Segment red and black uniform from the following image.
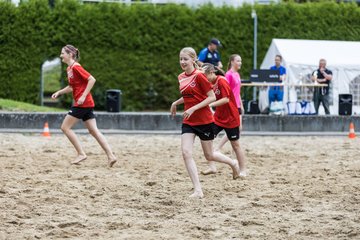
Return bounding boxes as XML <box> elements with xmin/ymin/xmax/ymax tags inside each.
<box><xmin>67</xmin><ymin>63</ymin><xmax>95</xmax><ymax>121</ymax></box>
<box><xmin>212</xmin><ymin>76</ymin><xmax>241</xmax><ymax>140</ymax></box>
<box><xmin>178</xmin><ymin>69</ymin><xmax>214</xmax><ymax>140</ymax></box>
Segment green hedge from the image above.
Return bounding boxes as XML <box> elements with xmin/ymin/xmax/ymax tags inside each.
<box><xmin>0</xmin><ymin>0</ymin><xmax>359</xmax><ymax>110</ymax></box>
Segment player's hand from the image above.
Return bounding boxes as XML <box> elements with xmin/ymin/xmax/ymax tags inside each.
<box><xmin>77</xmin><ymin>95</ymin><xmax>86</xmax><ymax>105</ymax></box>
<box><xmin>183</xmin><ymin>107</ymin><xmax>195</xmax><ymax>120</ymax></box>
<box><xmin>170</xmin><ymin>103</ymin><xmax>177</xmax><ymax>118</ymax></box>
<box><xmin>51</xmin><ymin>92</ymin><xmax>59</xmax><ymax>99</ymax></box>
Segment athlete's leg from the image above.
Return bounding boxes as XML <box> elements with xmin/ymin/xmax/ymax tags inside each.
<box><xmin>181</xmin><ymin>133</ymin><xmax>203</xmax><ymax>198</ymax></box>
<box><xmin>84</xmin><ymin>119</ymin><xmax>117</xmax><ymax>167</ymax></box>
<box><xmin>230</xmin><ymin>140</ymin><xmax>246</xmax><ymax>177</ymax></box>
<box><xmin>61</xmin><ymin>115</ymin><xmax>87</xmax><ymax>164</ymax></box>
<box><xmin>201</xmin><ymin>140</ymin><xmax>240</xmax><ymax>179</ymax></box>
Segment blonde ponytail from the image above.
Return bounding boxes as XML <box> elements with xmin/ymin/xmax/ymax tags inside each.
<box><xmin>180</xmin><ymin>47</ymin><xmax>200</xmax><ymax>69</ymax></box>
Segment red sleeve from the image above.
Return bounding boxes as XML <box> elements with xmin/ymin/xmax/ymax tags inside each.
<box><xmin>73</xmin><ymin>65</ymin><xmax>91</xmax><ymax>81</ymax></box>
<box><xmin>218</xmin><ymin>79</ymin><xmax>231</xmax><ymax>98</ymax></box>
<box><xmin>196</xmin><ymin>73</ymin><xmax>212</xmax><ymax>94</ymax></box>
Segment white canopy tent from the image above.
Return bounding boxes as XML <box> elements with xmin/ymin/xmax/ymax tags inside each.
<box><xmin>260</xmin><ymin>39</ymin><xmax>360</xmax><ymax>115</ymax></box>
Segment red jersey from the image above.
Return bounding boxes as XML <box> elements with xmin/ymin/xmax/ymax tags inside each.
<box><xmin>213</xmin><ymin>76</ymin><xmax>240</xmax><ymax>128</ymax></box>
<box><xmin>178</xmin><ymin>69</ymin><xmax>214</xmax><ymax>126</ymax></box>
<box><xmin>67</xmin><ymin>63</ymin><xmax>95</xmax><ymax>108</ymax></box>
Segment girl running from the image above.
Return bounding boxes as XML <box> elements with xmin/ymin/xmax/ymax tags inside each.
<box><xmin>52</xmin><ymin>44</ymin><xmax>117</xmax><ymax>167</ymax></box>
<box><xmin>170</xmin><ymin>47</ymin><xmax>240</xmax><ymax>198</ymax></box>
<box><xmin>202</xmin><ymin>54</ymin><xmax>246</xmax><ymax>175</ymax></box>
<box><xmin>201</xmin><ymin>63</ymin><xmax>246</xmax><ymax>177</ymax></box>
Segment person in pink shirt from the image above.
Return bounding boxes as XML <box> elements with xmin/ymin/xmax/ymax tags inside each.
<box><xmin>225</xmin><ymin>54</ymin><xmax>244</xmax><ymax>116</ymax></box>
<box><xmin>202</xmin><ymin>54</ymin><xmax>246</xmax><ymax>176</ymax></box>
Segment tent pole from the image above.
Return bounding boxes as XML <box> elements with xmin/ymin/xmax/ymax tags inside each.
<box><xmin>252</xmin><ymin>9</ymin><xmax>257</xmax><ymax>101</ymax></box>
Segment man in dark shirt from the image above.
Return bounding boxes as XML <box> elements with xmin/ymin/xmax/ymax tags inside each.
<box><xmin>311</xmin><ymin>58</ymin><xmax>333</xmax><ymax>115</ymax></box>
<box><xmin>198</xmin><ymin>38</ymin><xmax>223</xmax><ymax>69</ymax></box>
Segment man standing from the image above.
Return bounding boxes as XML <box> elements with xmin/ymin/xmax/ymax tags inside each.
<box><xmin>311</xmin><ymin>59</ymin><xmax>333</xmax><ymax>115</ymax></box>
<box><xmin>198</xmin><ymin>38</ymin><xmax>223</xmax><ymax>69</ymax></box>
<box><xmin>269</xmin><ymin>55</ymin><xmax>286</xmax><ymax>105</ymax></box>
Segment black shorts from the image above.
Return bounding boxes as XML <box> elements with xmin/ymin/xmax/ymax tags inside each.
<box><xmin>181</xmin><ymin>123</ymin><xmax>215</xmax><ymax>141</ymax></box>
<box><xmin>213</xmin><ymin>124</ymin><xmax>240</xmax><ymax>141</ymax></box>
<box><xmin>68</xmin><ymin>107</ymin><xmax>95</xmax><ymax>121</ymax></box>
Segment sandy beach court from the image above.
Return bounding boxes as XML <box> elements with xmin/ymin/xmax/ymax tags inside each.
<box><xmin>0</xmin><ymin>133</ymin><xmax>359</xmax><ymax>239</ymax></box>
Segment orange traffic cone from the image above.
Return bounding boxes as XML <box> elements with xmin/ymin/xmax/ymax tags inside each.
<box><xmin>348</xmin><ymin>122</ymin><xmax>356</xmax><ymax>139</ymax></box>
<box><xmin>42</xmin><ymin>122</ymin><xmax>51</xmax><ymax>137</ymax></box>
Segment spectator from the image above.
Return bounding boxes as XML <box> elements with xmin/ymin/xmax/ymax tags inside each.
<box><xmin>198</xmin><ymin>38</ymin><xmax>223</xmax><ymax>69</ymax></box>
<box><xmin>269</xmin><ymin>55</ymin><xmax>286</xmax><ymax>105</ymax></box>
<box><xmin>311</xmin><ymin>58</ymin><xmax>333</xmax><ymax>115</ymax></box>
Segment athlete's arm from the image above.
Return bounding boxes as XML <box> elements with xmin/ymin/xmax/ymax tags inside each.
<box><xmin>77</xmin><ymin>76</ymin><xmax>96</xmax><ymax>105</ymax></box>
<box><xmin>51</xmin><ymin>85</ymin><xmax>73</xmax><ymax>99</ymax></box>
<box><xmin>183</xmin><ymin>90</ymin><xmax>216</xmax><ymax>120</ymax></box>
<box><xmin>170</xmin><ymin>97</ymin><xmax>184</xmax><ymax>117</ymax></box>
<box><xmin>209</xmin><ymin>97</ymin><xmax>229</xmax><ymax>108</ymax></box>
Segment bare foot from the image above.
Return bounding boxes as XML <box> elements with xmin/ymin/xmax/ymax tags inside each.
<box><xmin>238</xmin><ymin>171</ymin><xmax>247</xmax><ymax>179</ymax></box>
<box><xmin>108</xmin><ymin>156</ymin><xmax>117</xmax><ymax>168</ymax></box>
<box><xmin>71</xmin><ymin>155</ymin><xmax>87</xmax><ymax>165</ymax></box>
<box><xmin>201</xmin><ymin>162</ymin><xmax>217</xmax><ymax>175</ymax></box>
<box><xmin>201</xmin><ymin>168</ymin><xmax>217</xmax><ymax>175</ymax></box>
<box><xmin>232</xmin><ymin>159</ymin><xmax>241</xmax><ymax>180</ymax></box>
<box><xmin>189</xmin><ymin>191</ymin><xmax>204</xmax><ymax>199</ymax></box>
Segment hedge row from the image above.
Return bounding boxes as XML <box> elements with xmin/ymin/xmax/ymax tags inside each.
<box><xmin>0</xmin><ymin>0</ymin><xmax>359</xmax><ymax>110</ymax></box>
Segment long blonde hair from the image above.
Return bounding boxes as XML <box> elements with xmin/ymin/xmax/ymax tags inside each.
<box><xmin>227</xmin><ymin>54</ymin><xmax>240</xmax><ymax>71</ymax></box>
<box><xmin>180</xmin><ymin>47</ymin><xmax>200</xmax><ymax>69</ymax></box>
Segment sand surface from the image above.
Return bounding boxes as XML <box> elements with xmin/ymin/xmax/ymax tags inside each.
<box><xmin>0</xmin><ymin>133</ymin><xmax>359</xmax><ymax>239</ymax></box>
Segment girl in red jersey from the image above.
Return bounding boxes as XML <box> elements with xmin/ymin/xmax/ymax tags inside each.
<box><xmin>202</xmin><ymin>55</ymin><xmax>247</xmax><ymax>175</ymax></box>
<box><xmin>201</xmin><ymin>63</ymin><xmax>246</xmax><ymax>177</ymax></box>
<box><xmin>170</xmin><ymin>47</ymin><xmax>240</xmax><ymax>198</ymax></box>
<box><xmin>52</xmin><ymin>45</ymin><xmax>117</xmax><ymax>167</ymax></box>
